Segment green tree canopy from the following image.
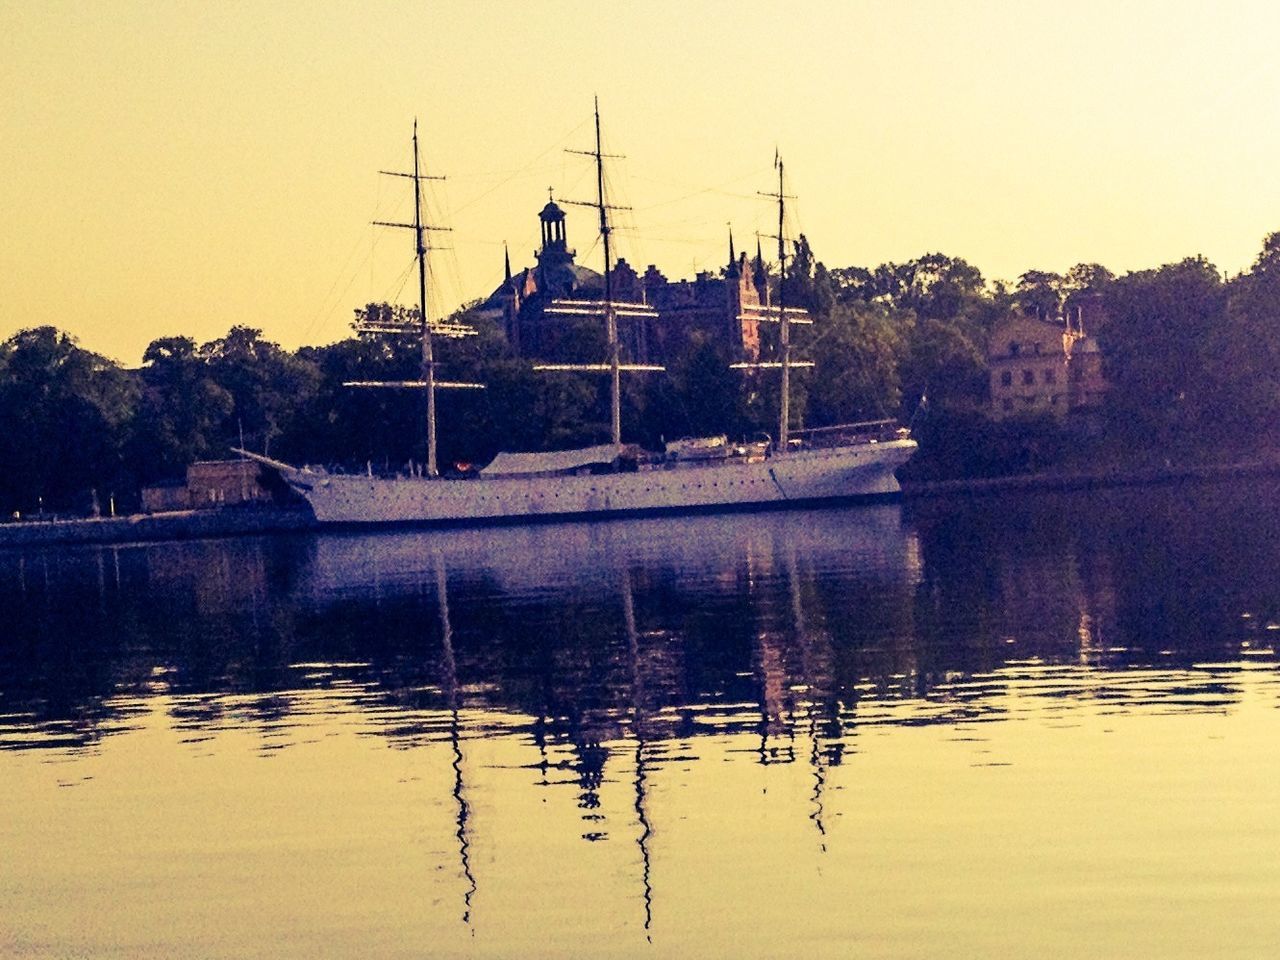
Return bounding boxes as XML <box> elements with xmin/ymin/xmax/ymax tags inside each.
<box><xmin>1100</xmin><ymin>256</ymin><xmax>1226</xmax><ymax>442</ymax></box>
<box><xmin>1014</xmin><ymin>270</ymin><xmax>1064</xmax><ymax>320</ymax></box>
<box><xmin>129</xmin><ymin>336</ymin><xmax>234</xmax><ymax>481</ymax></box>
<box><xmin>198</xmin><ymin>326</ymin><xmax>320</xmax><ymax>457</ymax></box>
<box><xmin>0</xmin><ymin>327</ymin><xmax>138</xmax><ymax>512</ymax></box>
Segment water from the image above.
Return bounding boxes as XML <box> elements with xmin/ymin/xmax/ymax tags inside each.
<box><xmin>4</xmin><ymin>479</ymin><xmax>1280</xmax><ymax>958</ymax></box>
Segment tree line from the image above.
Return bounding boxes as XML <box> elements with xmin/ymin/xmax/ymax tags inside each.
<box><xmin>3</xmin><ymin>232</ymin><xmax>1280</xmax><ymax>514</ymax></box>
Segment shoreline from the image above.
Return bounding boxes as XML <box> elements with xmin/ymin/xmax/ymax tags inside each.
<box><xmin>900</xmin><ymin>453</ymin><xmax>1280</xmax><ymax>498</ymax></box>
<box><xmin>3</xmin><ymin>454</ymin><xmax>1277</xmax><ymax>549</ymax></box>
<box><xmin>0</xmin><ymin>507</ymin><xmax>315</xmax><ymax>549</ymax></box>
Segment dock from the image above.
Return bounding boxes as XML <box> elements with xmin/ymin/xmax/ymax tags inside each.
<box><xmin>0</xmin><ymin>507</ymin><xmax>315</xmax><ymax>549</ymax></box>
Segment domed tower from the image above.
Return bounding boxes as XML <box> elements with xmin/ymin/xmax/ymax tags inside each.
<box><xmin>535</xmin><ymin>196</ymin><xmax>578</xmax><ymax>297</ymax></box>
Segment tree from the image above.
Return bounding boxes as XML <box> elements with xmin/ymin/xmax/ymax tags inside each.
<box><xmin>658</xmin><ymin>338</ymin><xmax>749</xmax><ymax>440</ymax></box>
<box><xmin>827</xmin><ymin>265</ymin><xmax>876</xmax><ymax>304</ymax></box>
<box><xmin>290</xmin><ymin>334</ymin><xmax>422</xmax><ymax>466</ymax></box>
<box><xmin>905</xmin><ymin>253</ymin><xmax>986</xmax><ymax>323</ymax></box>
<box><xmin>198</xmin><ymin>326</ymin><xmax>319</xmax><ymax>457</ymax></box>
<box><xmin>804</xmin><ymin>302</ymin><xmax>902</xmax><ymax>426</ymax></box>
<box><xmin>129</xmin><ymin>336</ymin><xmax>234</xmax><ymax>481</ymax></box>
<box><xmin>1062</xmin><ymin>263</ymin><xmax>1114</xmax><ymax>298</ymax></box>
<box><xmin>1014</xmin><ymin>270</ymin><xmax>1064</xmax><ymax>320</ymax></box>
<box><xmin>781</xmin><ymin>234</ymin><xmax>835</xmax><ymax>318</ymax></box>
<box><xmin>1100</xmin><ymin>256</ymin><xmax>1226</xmax><ymax>442</ymax></box>
<box><xmin>0</xmin><ymin>327</ymin><xmax>138</xmax><ymax>512</ymax></box>
<box><xmin>899</xmin><ymin>317</ymin><xmax>988</xmax><ymax>414</ymax></box>
<box><xmin>1205</xmin><ymin>234</ymin><xmax>1280</xmax><ymax>440</ymax></box>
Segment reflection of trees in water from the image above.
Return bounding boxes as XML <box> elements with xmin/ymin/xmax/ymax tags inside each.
<box><xmin>908</xmin><ymin>479</ymin><xmax>1280</xmax><ymax>670</ymax></box>
<box><xmin>6</xmin><ymin>493</ymin><xmax>1280</xmax><ymax>938</ymax></box>
<box><xmin>6</xmin><ymin>482</ymin><xmax>1280</xmax><ymax>751</ymax></box>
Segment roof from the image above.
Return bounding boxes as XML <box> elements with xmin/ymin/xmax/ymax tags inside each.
<box><xmin>480</xmin><ymin>443</ymin><xmax>625</xmax><ymax>477</ymax></box>
<box><xmin>540</xmin><ymin>200</ymin><xmax>565</xmax><ymax>220</ymax></box>
<box><xmin>480</xmin><ymin>263</ymin><xmax>604</xmax><ymax>308</ymax></box>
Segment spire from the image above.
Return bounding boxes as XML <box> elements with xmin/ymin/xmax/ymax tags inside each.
<box><xmin>503</xmin><ymin>242</ymin><xmax>512</xmax><ymax>284</ymax></box>
<box><xmin>752</xmin><ymin>234</ymin><xmax>769</xmax><ymax>301</ymax></box>
<box><xmin>727</xmin><ymin>226</ymin><xmax>739</xmax><ymax>278</ymax></box>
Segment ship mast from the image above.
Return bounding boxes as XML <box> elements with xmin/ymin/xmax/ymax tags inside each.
<box><xmin>730</xmin><ymin>153</ymin><xmax>814</xmax><ymax>451</ymax></box>
<box><xmin>592</xmin><ymin>102</ymin><xmax>623</xmax><ymax>444</ymax></box>
<box><xmin>775</xmin><ymin>159</ymin><xmax>791</xmax><ymax>449</ymax></box>
<box><xmin>534</xmin><ymin>98</ymin><xmax>663</xmax><ymax>446</ymax></box>
<box><xmin>346</xmin><ymin>120</ymin><xmax>482</xmax><ymax>476</ymax></box>
<box><xmin>412</xmin><ymin>122</ymin><xmax>439</xmax><ymax>475</ymax></box>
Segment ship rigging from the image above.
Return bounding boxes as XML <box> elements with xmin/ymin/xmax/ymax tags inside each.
<box><xmin>342</xmin><ymin>119</ymin><xmax>483</xmax><ymax>477</ymax></box>
<box><xmin>232</xmin><ymin>107</ymin><xmax>917</xmax><ymax>526</ymax></box>
<box><xmin>730</xmin><ymin>153</ymin><xmax>816</xmax><ymax>448</ymax></box>
<box><xmin>532</xmin><ymin>97</ymin><xmax>664</xmax><ymax>446</ymax></box>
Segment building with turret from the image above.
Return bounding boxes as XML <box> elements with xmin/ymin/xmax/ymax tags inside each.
<box><xmin>484</xmin><ymin>196</ymin><xmax>773</xmax><ymax>364</ymax></box>
<box><xmin>987</xmin><ymin>300</ymin><xmax>1108</xmax><ymax>421</ymax></box>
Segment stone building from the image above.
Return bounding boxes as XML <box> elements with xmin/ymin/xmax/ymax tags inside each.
<box><xmin>988</xmin><ymin>307</ymin><xmax>1107</xmax><ymax>420</ymax></box>
<box><xmin>484</xmin><ymin>197</ymin><xmax>772</xmax><ymax>364</ymax></box>
<box><xmin>141</xmin><ymin>459</ymin><xmax>274</xmax><ymax>513</ymax></box>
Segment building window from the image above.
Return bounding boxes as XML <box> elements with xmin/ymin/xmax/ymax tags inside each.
<box><xmin>1033</xmin><ymin>342</ymin><xmax>1042</xmax><ymax>355</ymax></box>
<box><xmin>1002</xmin><ymin>399</ymin><xmax>1014</xmax><ymax>411</ymax></box>
<box><xmin>1044</xmin><ymin>369</ymin><xmax>1056</xmax><ymax>384</ymax></box>
<box><xmin>1000</xmin><ymin>371</ymin><xmax>1012</xmax><ymax>387</ymax></box>
<box><xmin>1009</xmin><ymin>341</ymin><xmax>1020</xmax><ymax>356</ymax></box>
<box><xmin>1022</xmin><ymin>370</ymin><xmax>1035</xmax><ymax>385</ymax></box>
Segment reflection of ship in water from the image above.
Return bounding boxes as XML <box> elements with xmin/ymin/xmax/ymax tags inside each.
<box><xmin>11</xmin><ymin>484</ymin><xmax>1280</xmax><ymax>756</ymax></box>
<box><xmin>8</xmin><ymin>484</ymin><xmax>1280</xmax><ymax>889</ymax></box>
<box><xmin>411</xmin><ymin>545</ymin><xmax>678</xmax><ymax>933</ymax></box>
<box><xmin>622</xmin><ymin>568</ymin><xmax>655</xmax><ymax>940</ymax></box>
<box><xmin>9</xmin><ymin>487</ymin><xmax>1280</xmax><ymax>942</ymax></box>
<box><xmin>357</xmin><ymin>510</ymin><xmax>883</xmax><ymax>933</ymax></box>
<box><xmin>746</xmin><ymin>540</ymin><xmax>840</xmax><ymax>849</ymax></box>
<box><xmin>302</xmin><ymin>505</ymin><xmax>916</xmax><ymax>599</ymax></box>
<box><xmin>409</xmin><ymin>519</ymin><xmax>849</xmax><ymax>931</ymax></box>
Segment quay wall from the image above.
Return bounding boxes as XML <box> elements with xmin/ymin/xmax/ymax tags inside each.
<box><xmin>0</xmin><ymin>508</ymin><xmax>315</xmax><ymax>549</ymax></box>
<box><xmin>900</xmin><ymin>454</ymin><xmax>1280</xmax><ymax>499</ymax></box>
<box><xmin>3</xmin><ymin>455</ymin><xmax>1278</xmax><ymax>549</ymax></box>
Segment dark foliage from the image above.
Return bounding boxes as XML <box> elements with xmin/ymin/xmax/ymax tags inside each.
<box><xmin>5</xmin><ymin>231</ymin><xmax>1280</xmax><ymax>513</ymax></box>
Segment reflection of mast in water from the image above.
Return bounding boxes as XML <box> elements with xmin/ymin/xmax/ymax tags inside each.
<box><xmin>786</xmin><ymin>546</ymin><xmax>827</xmax><ymax>853</ymax></box>
<box><xmin>622</xmin><ymin>568</ymin><xmax>654</xmax><ymax>942</ymax></box>
<box><xmin>434</xmin><ymin>555</ymin><xmax>476</xmax><ymax>929</ymax></box>
<box><xmin>533</xmin><ymin>710</ymin><xmax>550</xmax><ymax>787</ymax></box>
<box><xmin>751</xmin><ymin>540</ymin><xmax>794</xmax><ymax>766</ymax></box>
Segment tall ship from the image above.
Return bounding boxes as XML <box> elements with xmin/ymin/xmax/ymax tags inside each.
<box><xmin>239</xmin><ymin>105</ymin><xmax>916</xmax><ymax>526</ymax></box>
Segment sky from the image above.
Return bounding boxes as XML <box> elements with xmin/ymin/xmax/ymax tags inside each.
<box><xmin>3</xmin><ymin>0</ymin><xmax>1279</xmax><ymax>364</ymax></box>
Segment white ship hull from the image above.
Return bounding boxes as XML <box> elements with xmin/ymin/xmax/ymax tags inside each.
<box><xmin>247</xmin><ymin>439</ymin><xmax>917</xmax><ymax>526</ymax></box>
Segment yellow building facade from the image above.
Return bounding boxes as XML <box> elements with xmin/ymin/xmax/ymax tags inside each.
<box><xmin>988</xmin><ymin>312</ymin><xmax>1106</xmax><ymax>420</ymax></box>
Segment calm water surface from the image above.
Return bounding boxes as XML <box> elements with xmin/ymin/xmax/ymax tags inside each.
<box><xmin>4</xmin><ymin>479</ymin><xmax>1280</xmax><ymax>958</ymax></box>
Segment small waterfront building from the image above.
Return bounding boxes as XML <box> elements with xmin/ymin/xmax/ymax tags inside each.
<box><xmin>186</xmin><ymin>460</ymin><xmax>273</xmax><ymax>507</ymax></box>
<box><xmin>988</xmin><ymin>309</ymin><xmax>1107</xmax><ymax>421</ymax></box>
<box><xmin>141</xmin><ymin>459</ymin><xmax>273</xmax><ymax>512</ymax></box>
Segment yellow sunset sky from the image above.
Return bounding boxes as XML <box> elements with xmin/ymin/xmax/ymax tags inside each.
<box><xmin>3</xmin><ymin>0</ymin><xmax>1279</xmax><ymax>364</ymax></box>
